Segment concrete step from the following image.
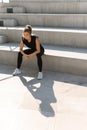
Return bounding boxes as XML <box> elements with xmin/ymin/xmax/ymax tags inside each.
<box><xmin>0</xmin><ymin>18</ymin><xmax>18</xmax><ymax>27</ymax></box>
<box><xmin>3</xmin><ymin>1</ymin><xmax>87</xmax><ymax>14</ymax></box>
<box><xmin>0</xmin><ymin>27</ymin><xmax>87</xmax><ymax>48</ymax></box>
<box><xmin>0</xmin><ymin>6</ymin><xmax>26</xmax><ymax>13</ymax></box>
<box><xmin>0</xmin><ymin>13</ymin><xmax>87</xmax><ymax>28</ymax></box>
<box><xmin>0</xmin><ymin>35</ymin><xmax>8</xmax><ymax>43</ymax></box>
<box><xmin>0</xmin><ymin>42</ymin><xmax>87</xmax><ymax>76</ymax></box>
<box><xmin>9</xmin><ymin>0</ymin><xmax>87</xmax><ymax>2</ymax></box>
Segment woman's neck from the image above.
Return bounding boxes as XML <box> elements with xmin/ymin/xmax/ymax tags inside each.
<box><xmin>27</xmin><ymin>35</ymin><xmax>31</xmax><ymax>42</ymax></box>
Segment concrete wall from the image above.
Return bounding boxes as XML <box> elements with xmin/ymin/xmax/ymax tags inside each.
<box><xmin>9</xmin><ymin>0</ymin><xmax>87</xmax><ymax>1</ymax></box>
<box><xmin>1</xmin><ymin>0</ymin><xmax>87</xmax><ymax>75</ymax></box>
<box><xmin>3</xmin><ymin>1</ymin><xmax>87</xmax><ymax>14</ymax></box>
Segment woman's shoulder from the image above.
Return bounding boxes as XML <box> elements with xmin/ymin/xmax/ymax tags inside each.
<box><xmin>21</xmin><ymin>37</ymin><xmax>27</xmax><ymax>42</ymax></box>
<box><xmin>31</xmin><ymin>34</ymin><xmax>39</xmax><ymax>39</ymax></box>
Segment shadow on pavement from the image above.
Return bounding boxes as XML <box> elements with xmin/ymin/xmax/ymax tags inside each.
<box><xmin>0</xmin><ymin>75</ymin><xmax>13</xmax><ymax>81</ymax></box>
<box><xmin>19</xmin><ymin>75</ymin><xmax>57</xmax><ymax>117</ymax></box>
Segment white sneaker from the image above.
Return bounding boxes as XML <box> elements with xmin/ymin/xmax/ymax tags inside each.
<box><xmin>37</xmin><ymin>72</ymin><xmax>43</xmax><ymax>80</ymax></box>
<box><xmin>12</xmin><ymin>68</ymin><xmax>21</xmax><ymax>76</ymax></box>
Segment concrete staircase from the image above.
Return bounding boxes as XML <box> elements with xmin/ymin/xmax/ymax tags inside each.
<box><xmin>0</xmin><ymin>18</ymin><xmax>17</xmax><ymax>26</ymax></box>
<box><xmin>0</xmin><ymin>0</ymin><xmax>87</xmax><ymax>76</ymax></box>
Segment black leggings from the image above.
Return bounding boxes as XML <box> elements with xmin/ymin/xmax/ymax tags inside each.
<box><xmin>17</xmin><ymin>48</ymin><xmax>44</xmax><ymax>72</ymax></box>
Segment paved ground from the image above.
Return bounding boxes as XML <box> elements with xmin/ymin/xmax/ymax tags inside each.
<box><xmin>0</xmin><ymin>64</ymin><xmax>87</xmax><ymax>130</ymax></box>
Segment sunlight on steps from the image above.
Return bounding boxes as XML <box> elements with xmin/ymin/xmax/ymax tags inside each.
<box><xmin>0</xmin><ymin>0</ymin><xmax>9</xmax><ymax>3</ymax></box>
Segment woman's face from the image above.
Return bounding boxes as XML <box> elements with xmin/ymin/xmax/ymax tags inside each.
<box><xmin>23</xmin><ymin>32</ymin><xmax>30</xmax><ymax>40</ymax></box>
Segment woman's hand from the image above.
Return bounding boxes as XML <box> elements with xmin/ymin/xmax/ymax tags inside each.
<box><xmin>23</xmin><ymin>54</ymin><xmax>31</xmax><ymax>60</ymax></box>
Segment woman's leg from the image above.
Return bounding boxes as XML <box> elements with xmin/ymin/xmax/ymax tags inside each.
<box><xmin>36</xmin><ymin>48</ymin><xmax>44</xmax><ymax>72</ymax></box>
<box><xmin>36</xmin><ymin>55</ymin><xmax>42</xmax><ymax>72</ymax></box>
<box><xmin>12</xmin><ymin>51</ymin><xmax>23</xmax><ymax>75</ymax></box>
<box><xmin>13</xmin><ymin>49</ymin><xmax>34</xmax><ymax>76</ymax></box>
<box><xmin>17</xmin><ymin>52</ymin><xmax>23</xmax><ymax>69</ymax></box>
<box><xmin>17</xmin><ymin>49</ymin><xmax>33</xmax><ymax>69</ymax></box>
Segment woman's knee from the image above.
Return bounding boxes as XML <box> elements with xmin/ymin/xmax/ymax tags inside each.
<box><xmin>18</xmin><ymin>51</ymin><xmax>23</xmax><ymax>57</ymax></box>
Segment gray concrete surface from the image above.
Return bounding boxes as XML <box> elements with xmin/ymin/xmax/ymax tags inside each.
<box><xmin>3</xmin><ymin>1</ymin><xmax>87</xmax><ymax>14</ymax></box>
<box><xmin>1</xmin><ymin>43</ymin><xmax>87</xmax><ymax>76</ymax></box>
<box><xmin>0</xmin><ymin>6</ymin><xmax>25</xmax><ymax>13</ymax></box>
<box><xmin>0</xmin><ymin>64</ymin><xmax>87</xmax><ymax>130</ymax></box>
<box><xmin>0</xmin><ymin>35</ymin><xmax>8</xmax><ymax>43</ymax></box>
<box><xmin>0</xmin><ymin>18</ymin><xmax>18</xmax><ymax>27</ymax></box>
<box><xmin>1</xmin><ymin>27</ymin><xmax>87</xmax><ymax>48</ymax></box>
<box><xmin>1</xmin><ymin>14</ymin><xmax>87</xmax><ymax>29</ymax></box>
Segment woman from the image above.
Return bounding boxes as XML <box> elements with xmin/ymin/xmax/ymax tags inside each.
<box><xmin>12</xmin><ymin>25</ymin><xmax>44</xmax><ymax>79</ymax></box>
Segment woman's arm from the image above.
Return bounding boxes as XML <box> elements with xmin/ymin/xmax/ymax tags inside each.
<box><xmin>31</xmin><ymin>37</ymin><xmax>40</xmax><ymax>55</ymax></box>
<box><xmin>20</xmin><ymin>40</ymin><xmax>29</xmax><ymax>60</ymax></box>
<box><xmin>19</xmin><ymin>40</ymin><xmax>25</xmax><ymax>55</ymax></box>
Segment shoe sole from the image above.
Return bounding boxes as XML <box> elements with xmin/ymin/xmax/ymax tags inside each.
<box><xmin>13</xmin><ymin>72</ymin><xmax>21</xmax><ymax>76</ymax></box>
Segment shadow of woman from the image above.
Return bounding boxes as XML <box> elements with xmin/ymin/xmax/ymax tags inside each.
<box><xmin>19</xmin><ymin>75</ymin><xmax>57</xmax><ymax>117</ymax></box>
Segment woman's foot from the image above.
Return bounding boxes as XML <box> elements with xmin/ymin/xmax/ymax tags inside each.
<box><xmin>37</xmin><ymin>72</ymin><xmax>43</xmax><ymax>80</ymax></box>
<box><xmin>12</xmin><ymin>68</ymin><xmax>21</xmax><ymax>76</ymax></box>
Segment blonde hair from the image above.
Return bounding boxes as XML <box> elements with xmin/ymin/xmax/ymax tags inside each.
<box><xmin>23</xmin><ymin>25</ymin><xmax>32</xmax><ymax>34</ymax></box>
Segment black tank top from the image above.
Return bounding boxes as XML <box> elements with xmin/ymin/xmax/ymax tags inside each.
<box><xmin>22</xmin><ymin>35</ymin><xmax>44</xmax><ymax>52</ymax></box>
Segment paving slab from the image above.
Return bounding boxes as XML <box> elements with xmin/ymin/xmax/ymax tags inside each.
<box><xmin>0</xmin><ymin>64</ymin><xmax>87</xmax><ymax>130</ymax></box>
